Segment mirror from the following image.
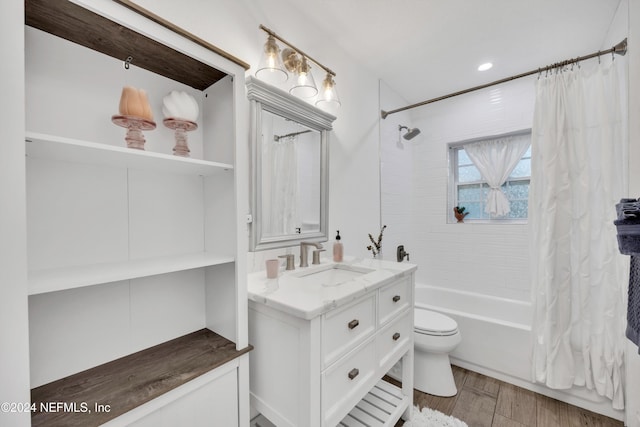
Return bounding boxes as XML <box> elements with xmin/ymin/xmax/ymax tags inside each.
<box><xmin>247</xmin><ymin>76</ymin><xmax>336</xmax><ymax>251</ymax></box>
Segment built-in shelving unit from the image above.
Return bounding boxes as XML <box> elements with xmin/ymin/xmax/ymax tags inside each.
<box><xmin>24</xmin><ymin>0</ymin><xmax>249</xmax><ymax>425</ymax></box>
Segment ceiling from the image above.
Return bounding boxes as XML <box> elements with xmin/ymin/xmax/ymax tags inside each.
<box><xmin>282</xmin><ymin>0</ymin><xmax>623</xmax><ymax>106</ymax></box>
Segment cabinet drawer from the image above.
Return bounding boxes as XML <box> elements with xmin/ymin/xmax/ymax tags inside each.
<box><xmin>322</xmin><ymin>338</ymin><xmax>376</xmax><ymax>427</ymax></box>
<box><xmin>377</xmin><ymin>310</ymin><xmax>412</xmax><ymax>369</ymax></box>
<box><xmin>322</xmin><ymin>295</ymin><xmax>376</xmax><ymax>367</ymax></box>
<box><xmin>379</xmin><ymin>276</ymin><xmax>411</xmax><ymax>325</ymax></box>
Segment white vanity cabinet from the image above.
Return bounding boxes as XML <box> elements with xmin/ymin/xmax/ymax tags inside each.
<box><xmin>24</xmin><ymin>1</ymin><xmax>250</xmax><ymax>426</ymax></box>
<box><xmin>248</xmin><ymin>260</ymin><xmax>416</xmax><ymax>427</ymax></box>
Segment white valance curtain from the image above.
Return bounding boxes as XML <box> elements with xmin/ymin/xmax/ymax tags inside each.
<box><xmin>530</xmin><ymin>59</ymin><xmax>628</xmax><ymax>409</ymax></box>
<box><xmin>464</xmin><ymin>134</ymin><xmax>530</xmax><ymax>217</ymax></box>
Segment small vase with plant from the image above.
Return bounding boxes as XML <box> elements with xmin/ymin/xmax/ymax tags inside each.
<box><xmin>367</xmin><ymin>225</ymin><xmax>387</xmax><ymax>258</ymax></box>
<box><xmin>454</xmin><ymin>206</ymin><xmax>469</xmax><ymax>223</ymax></box>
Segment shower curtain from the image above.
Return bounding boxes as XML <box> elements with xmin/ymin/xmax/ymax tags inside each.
<box><xmin>530</xmin><ymin>60</ymin><xmax>628</xmax><ymax>409</ymax></box>
<box><xmin>268</xmin><ymin>135</ymin><xmax>299</xmax><ymax>236</ymax></box>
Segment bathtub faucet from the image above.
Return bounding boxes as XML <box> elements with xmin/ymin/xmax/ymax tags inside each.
<box><xmin>397</xmin><ymin>245</ymin><xmax>410</xmax><ymax>262</ymax></box>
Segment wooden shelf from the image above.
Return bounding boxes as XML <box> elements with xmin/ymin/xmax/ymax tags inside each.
<box><xmin>25</xmin><ymin>132</ymin><xmax>233</xmax><ymax>176</ymax></box>
<box><xmin>25</xmin><ymin>0</ymin><xmax>240</xmax><ymax>91</ymax></box>
<box><xmin>31</xmin><ymin>329</ymin><xmax>253</xmax><ymax>427</ymax></box>
<box><xmin>28</xmin><ymin>252</ymin><xmax>234</xmax><ymax>295</ymax></box>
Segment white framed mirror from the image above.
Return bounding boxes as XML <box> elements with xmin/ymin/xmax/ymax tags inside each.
<box><xmin>247</xmin><ymin>76</ymin><xmax>336</xmax><ymax>251</ymax></box>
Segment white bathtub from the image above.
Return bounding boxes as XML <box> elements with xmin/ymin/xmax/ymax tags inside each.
<box><xmin>414</xmin><ymin>284</ymin><xmax>532</xmax><ymax>383</ymax></box>
<box><xmin>414</xmin><ymin>284</ymin><xmax>624</xmax><ymax>421</ymax></box>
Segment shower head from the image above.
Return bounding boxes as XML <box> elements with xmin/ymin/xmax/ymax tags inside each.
<box><xmin>399</xmin><ymin>125</ymin><xmax>421</xmax><ymax>140</ymax></box>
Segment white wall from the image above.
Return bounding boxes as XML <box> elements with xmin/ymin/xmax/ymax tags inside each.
<box><xmin>0</xmin><ymin>0</ymin><xmax>31</xmax><ymax>426</ymax></box>
<box><xmin>128</xmin><ymin>0</ymin><xmax>382</xmax><ymax>271</ymax></box>
<box><xmin>381</xmin><ymin>77</ymin><xmax>535</xmax><ymax>301</ymax></box>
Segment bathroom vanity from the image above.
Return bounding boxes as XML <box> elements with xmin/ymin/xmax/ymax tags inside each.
<box><xmin>248</xmin><ymin>258</ymin><xmax>416</xmax><ymax>427</ymax></box>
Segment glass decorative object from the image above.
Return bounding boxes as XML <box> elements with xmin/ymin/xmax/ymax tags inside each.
<box><xmin>111</xmin><ymin>115</ymin><xmax>156</xmax><ymax>150</ymax></box>
<box><xmin>163</xmin><ymin>118</ymin><xmax>198</xmax><ymax>157</ymax></box>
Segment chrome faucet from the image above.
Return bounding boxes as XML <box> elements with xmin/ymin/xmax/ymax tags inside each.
<box><xmin>299</xmin><ymin>241</ymin><xmax>323</xmax><ymax>268</ymax></box>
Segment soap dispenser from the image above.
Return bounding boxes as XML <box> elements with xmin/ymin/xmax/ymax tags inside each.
<box><xmin>333</xmin><ymin>230</ymin><xmax>343</xmax><ymax>262</ymax></box>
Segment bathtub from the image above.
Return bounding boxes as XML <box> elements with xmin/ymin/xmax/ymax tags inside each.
<box><xmin>414</xmin><ymin>284</ymin><xmax>624</xmax><ymax>421</ymax></box>
<box><xmin>414</xmin><ymin>284</ymin><xmax>532</xmax><ymax>383</ymax></box>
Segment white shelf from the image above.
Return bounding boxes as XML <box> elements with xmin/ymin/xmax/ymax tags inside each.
<box><xmin>25</xmin><ymin>132</ymin><xmax>233</xmax><ymax>176</ymax></box>
<box><xmin>339</xmin><ymin>379</ymin><xmax>410</xmax><ymax>427</ymax></box>
<box><xmin>28</xmin><ymin>252</ymin><xmax>235</xmax><ymax>295</ymax></box>
<box><xmin>251</xmin><ymin>380</ymin><xmax>410</xmax><ymax>427</ymax></box>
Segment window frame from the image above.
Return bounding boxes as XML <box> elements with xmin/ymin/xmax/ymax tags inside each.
<box><xmin>448</xmin><ymin>130</ymin><xmax>532</xmax><ymax>224</ymax></box>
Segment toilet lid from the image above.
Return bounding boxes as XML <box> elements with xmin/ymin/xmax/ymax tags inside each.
<box><xmin>415</xmin><ymin>309</ymin><xmax>458</xmax><ymax>335</ymax></box>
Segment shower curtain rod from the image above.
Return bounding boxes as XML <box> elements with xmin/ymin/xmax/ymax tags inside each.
<box><xmin>274</xmin><ymin>129</ymin><xmax>312</xmax><ymax>141</ymax></box>
<box><xmin>380</xmin><ymin>38</ymin><xmax>627</xmax><ymax>119</ymax></box>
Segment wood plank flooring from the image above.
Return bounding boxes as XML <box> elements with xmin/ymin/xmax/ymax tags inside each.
<box><xmin>390</xmin><ymin>366</ymin><xmax>623</xmax><ymax>427</ymax></box>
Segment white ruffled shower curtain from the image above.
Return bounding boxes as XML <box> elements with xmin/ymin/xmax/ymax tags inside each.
<box><xmin>530</xmin><ymin>60</ymin><xmax>628</xmax><ymax>409</ymax></box>
<box><xmin>268</xmin><ymin>135</ymin><xmax>299</xmax><ymax>236</ymax></box>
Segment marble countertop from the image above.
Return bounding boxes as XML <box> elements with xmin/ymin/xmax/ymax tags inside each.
<box><xmin>247</xmin><ymin>256</ymin><xmax>417</xmax><ymax>320</ymax></box>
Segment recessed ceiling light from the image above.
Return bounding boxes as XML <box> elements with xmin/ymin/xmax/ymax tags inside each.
<box><xmin>478</xmin><ymin>62</ymin><xmax>493</xmax><ymax>71</ymax></box>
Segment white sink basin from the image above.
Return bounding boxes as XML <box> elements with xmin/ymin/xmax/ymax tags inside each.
<box><xmin>293</xmin><ymin>264</ymin><xmax>375</xmax><ymax>287</ymax></box>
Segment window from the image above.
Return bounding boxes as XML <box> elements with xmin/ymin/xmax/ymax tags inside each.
<box><xmin>450</xmin><ymin>132</ymin><xmax>531</xmax><ymax>222</ymax></box>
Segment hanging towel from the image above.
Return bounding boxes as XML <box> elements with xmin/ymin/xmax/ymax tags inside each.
<box><xmin>614</xmin><ymin>198</ymin><xmax>640</xmax><ymax>255</ymax></box>
<box><xmin>628</xmin><ymin>256</ymin><xmax>640</xmax><ymax>353</ymax></box>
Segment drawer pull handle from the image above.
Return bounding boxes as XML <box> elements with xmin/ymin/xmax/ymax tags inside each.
<box><xmin>393</xmin><ymin>332</ymin><xmax>401</xmax><ymax>341</ymax></box>
<box><xmin>392</xmin><ymin>295</ymin><xmax>401</xmax><ymax>303</ymax></box>
<box><xmin>348</xmin><ymin>319</ymin><xmax>359</xmax><ymax>329</ymax></box>
<box><xmin>348</xmin><ymin>368</ymin><xmax>359</xmax><ymax>380</ymax></box>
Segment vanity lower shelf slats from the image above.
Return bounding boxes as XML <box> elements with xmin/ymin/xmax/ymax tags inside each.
<box><xmin>251</xmin><ymin>379</ymin><xmax>410</xmax><ymax>427</ymax></box>
<box><xmin>339</xmin><ymin>379</ymin><xmax>410</xmax><ymax>427</ymax></box>
<box><xmin>31</xmin><ymin>328</ymin><xmax>252</xmax><ymax>427</ymax></box>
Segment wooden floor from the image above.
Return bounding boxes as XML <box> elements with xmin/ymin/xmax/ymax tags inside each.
<box><xmin>390</xmin><ymin>366</ymin><xmax>623</xmax><ymax>427</ymax></box>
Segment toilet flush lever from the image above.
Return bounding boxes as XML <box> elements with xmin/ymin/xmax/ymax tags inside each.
<box><xmin>397</xmin><ymin>245</ymin><xmax>410</xmax><ymax>262</ymax></box>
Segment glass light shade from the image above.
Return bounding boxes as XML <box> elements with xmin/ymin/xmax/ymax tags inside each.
<box><xmin>289</xmin><ymin>57</ymin><xmax>318</xmax><ymax>98</ymax></box>
<box><xmin>255</xmin><ymin>35</ymin><xmax>288</xmax><ymax>84</ymax></box>
<box><xmin>315</xmin><ymin>73</ymin><xmax>341</xmax><ymax>110</ymax></box>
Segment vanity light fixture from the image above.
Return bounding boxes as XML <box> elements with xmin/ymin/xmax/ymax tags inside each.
<box><xmin>257</xmin><ymin>25</ymin><xmax>340</xmax><ymax>108</ymax></box>
<box><xmin>255</xmin><ymin>34</ymin><xmax>288</xmax><ymax>84</ymax></box>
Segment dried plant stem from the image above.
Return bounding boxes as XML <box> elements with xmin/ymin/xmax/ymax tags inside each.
<box><xmin>366</xmin><ymin>225</ymin><xmax>387</xmax><ymax>256</ymax></box>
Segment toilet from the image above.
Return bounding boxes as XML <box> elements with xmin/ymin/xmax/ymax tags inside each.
<box><xmin>414</xmin><ymin>307</ymin><xmax>462</xmax><ymax>397</ymax></box>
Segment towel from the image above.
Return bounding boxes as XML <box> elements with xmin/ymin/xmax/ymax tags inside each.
<box><xmin>614</xmin><ymin>198</ymin><xmax>640</xmax><ymax>255</ymax></box>
<box><xmin>628</xmin><ymin>256</ymin><xmax>640</xmax><ymax>353</ymax></box>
